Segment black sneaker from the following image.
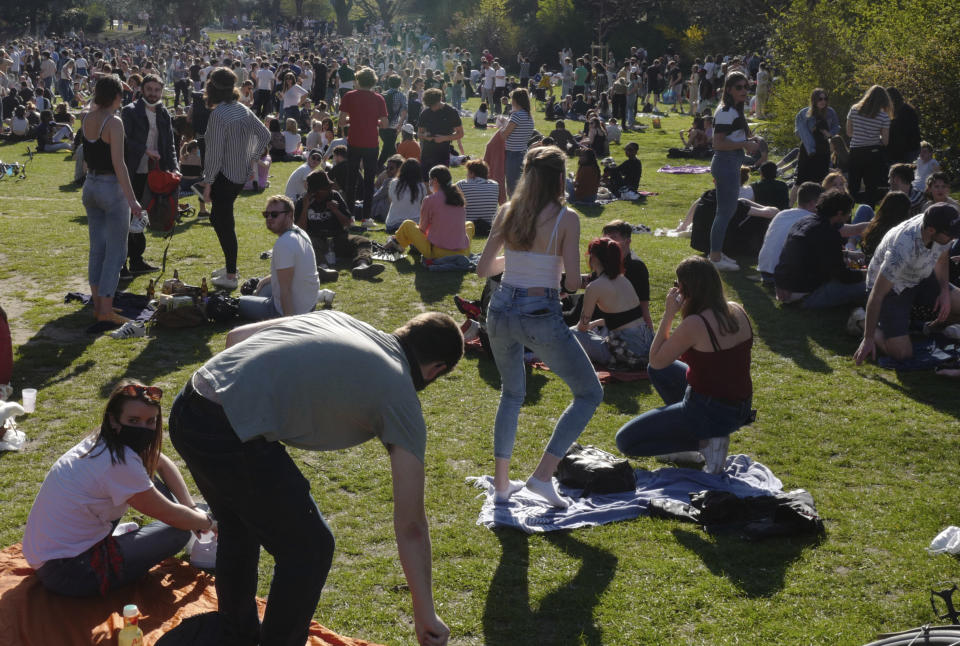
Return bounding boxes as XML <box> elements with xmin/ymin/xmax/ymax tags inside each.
<box><xmin>129</xmin><ymin>260</ymin><xmax>159</xmax><ymax>274</ymax></box>
<box><xmin>318</xmin><ymin>267</ymin><xmax>339</xmax><ymax>283</ymax></box>
<box><xmin>119</xmin><ymin>266</ymin><xmax>133</xmax><ymax>280</ymax></box>
<box><xmin>351</xmin><ymin>263</ymin><xmax>385</xmax><ymax>280</ymax></box>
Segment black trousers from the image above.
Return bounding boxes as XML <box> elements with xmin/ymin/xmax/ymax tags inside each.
<box><xmin>848</xmin><ymin>146</ymin><xmax>888</xmax><ymax>209</ymax></box>
<box><xmin>378</xmin><ymin>128</ymin><xmax>398</xmax><ymax>168</ymax></box>
<box><xmin>346</xmin><ymin>145</ymin><xmax>378</xmax><ymax>220</ymax></box>
<box><xmin>209</xmin><ymin>173</ymin><xmax>245</xmax><ymax>274</ymax></box>
<box><xmin>128</xmin><ymin>172</ymin><xmax>149</xmax><ymax>264</ymax></box>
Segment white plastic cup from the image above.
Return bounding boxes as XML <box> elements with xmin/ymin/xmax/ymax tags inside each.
<box><xmin>21</xmin><ymin>388</ymin><xmax>37</xmax><ymax>414</ymax></box>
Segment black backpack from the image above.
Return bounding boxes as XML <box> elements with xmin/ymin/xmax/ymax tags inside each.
<box><xmin>690</xmin><ymin>189</ymin><xmax>769</xmax><ymax>258</ymax></box>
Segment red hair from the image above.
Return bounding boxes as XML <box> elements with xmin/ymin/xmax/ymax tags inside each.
<box><xmin>587</xmin><ymin>237</ymin><xmax>624</xmax><ymax>279</ymax></box>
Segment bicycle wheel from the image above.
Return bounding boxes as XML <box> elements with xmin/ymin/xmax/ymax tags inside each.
<box><xmin>864</xmin><ymin>625</ymin><xmax>960</xmax><ymax>645</ymax></box>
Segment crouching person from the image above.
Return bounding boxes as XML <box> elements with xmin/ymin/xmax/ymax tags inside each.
<box><xmin>239</xmin><ymin>195</ymin><xmax>320</xmax><ymax>320</ymax></box>
<box><xmin>23</xmin><ymin>381</ymin><xmax>213</xmax><ymax>596</ymax></box>
<box><xmin>168</xmin><ymin>311</ymin><xmax>462</xmax><ymax>646</ymax></box>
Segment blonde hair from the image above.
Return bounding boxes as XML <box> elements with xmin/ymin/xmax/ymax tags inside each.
<box><xmin>500</xmin><ymin>146</ymin><xmax>566</xmax><ymax>250</ymax></box>
<box><xmin>285</xmin><ymin>118</ymin><xmax>298</xmax><ymax>133</ymax></box>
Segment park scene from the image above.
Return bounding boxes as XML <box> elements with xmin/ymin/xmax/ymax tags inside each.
<box><xmin>0</xmin><ymin>0</ymin><xmax>959</xmax><ymax>644</ymax></box>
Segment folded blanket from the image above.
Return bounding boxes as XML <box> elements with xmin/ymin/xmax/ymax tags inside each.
<box><xmin>657</xmin><ymin>165</ymin><xmax>712</xmax><ymax>174</ymax></box>
<box><xmin>467</xmin><ymin>454</ymin><xmax>783</xmax><ymax>533</ymax></box>
<box><xmin>0</xmin><ymin>544</ymin><xmax>383</xmax><ymax>646</ymax></box>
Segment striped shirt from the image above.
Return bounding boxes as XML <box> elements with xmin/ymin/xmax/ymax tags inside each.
<box><xmin>847</xmin><ymin>108</ymin><xmax>889</xmax><ymax>149</ymax></box>
<box><xmin>456</xmin><ymin>177</ymin><xmax>500</xmax><ymax>223</ymax></box>
<box><xmin>203</xmin><ymin>101</ymin><xmax>271</xmax><ymax>185</ymax></box>
<box><xmin>505</xmin><ymin>109</ymin><xmax>534</xmax><ymax>152</ymax></box>
<box><xmin>714</xmin><ymin>104</ymin><xmax>747</xmax><ymax>143</ymax></box>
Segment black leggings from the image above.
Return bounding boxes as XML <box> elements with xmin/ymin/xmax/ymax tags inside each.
<box><xmin>848</xmin><ymin>146</ymin><xmax>888</xmax><ymax>209</ymax></box>
<box><xmin>210</xmin><ymin>173</ymin><xmax>244</xmax><ymax>274</ymax></box>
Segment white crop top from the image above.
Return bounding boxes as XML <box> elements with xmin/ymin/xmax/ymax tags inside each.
<box><xmin>501</xmin><ymin>207</ymin><xmax>567</xmax><ymax>289</ymax></box>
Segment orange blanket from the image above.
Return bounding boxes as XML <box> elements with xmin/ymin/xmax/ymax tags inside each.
<box><xmin>0</xmin><ymin>544</ymin><xmax>383</xmax><ymax>646</ymax></box>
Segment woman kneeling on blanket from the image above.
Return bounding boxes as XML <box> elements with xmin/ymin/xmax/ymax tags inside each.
<box><xmin>571</xmin><ymin>236</ymin><xmax>653</xmax><ymax>369</ymax></box>
<box><xmin>23</xmin><ymin>380</ymin><xmax>215</xmax><ymax>596</ymax></box>
<box><xmin>615</xmin><ymin>256</ymin><xmax>754</xmax><ymax>475</ymax></box>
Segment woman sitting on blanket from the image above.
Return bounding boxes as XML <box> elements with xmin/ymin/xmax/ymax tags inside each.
<box><xmin>615</xmin><ymin>256</ymin><xmax>754</xmax><ymax>475</ymax></box>
<box><xmin>384</xmin><ymin>165</ymin><xmax>474</xmax><ymax>259</ymax></box>
<box><xmin>571</xmin><ymin>236</ymin><xmax>654</xmax><ymax>369</ymax></box>
<box><xmin>22</xmin><ymin>380</ymin><xmax>215</xmax><ymax>597</ymax></box>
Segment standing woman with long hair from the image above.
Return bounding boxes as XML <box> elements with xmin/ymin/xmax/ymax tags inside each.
<box><xmin>200</xmin><ymin>67</ymin><xmax>271</xmax><ymax>290</ymax></box>
<box><xmin>477</xmin><ymin>146</ymin><xmax>603</xmax><ymax>508</ymax></box>
<box><xmin>792</xmin><ymin>88</ymin><xmax>839</xmax><ymax>205</ymax></box>
<box><xmin>708</xmin><ymin>71</ymin><xmax>760</xmax><ymax>271</ymax></box>
<box><xmin>885</xmin><ymin>87</ymin><xmax>921</xmax><ymax>165</ymax></box>
<box><xmin>615</xmin><ymin>257</ymin><xmax>754</xmax><ymax>474</ymax></box>
<box><xmin>22</xmin><ymin>380</ymin><xmax>214</xmax><ymax>596</ymax></box>
<box><xmin>82</xmin><ymin>75</ymin><xmax>144</xmax><ymax>329</ymax></box>
<box><xmin>846</xmin><ymin>84</ymin><xmax>892</xmax><ymax>209</ymax></box>
<box><xmin>501</xmin><ymin>88</ymin><xmax>534</xmax><ymax>196</ymax></box>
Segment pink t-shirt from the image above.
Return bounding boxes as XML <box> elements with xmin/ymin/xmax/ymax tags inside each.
<box><xmin>420</xmin><ymin>192</ymin><xmax>469</xmax><ymax>251</ymax></box>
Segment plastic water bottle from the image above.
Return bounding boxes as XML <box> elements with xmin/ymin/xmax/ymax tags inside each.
<box><xmin>117</xmin><ymin>604</ymin><xmax>143</xmax><ymax>646</ymax></box>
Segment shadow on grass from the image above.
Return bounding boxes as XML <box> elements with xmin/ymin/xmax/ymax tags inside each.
<box><xmin>413</xmin><ymin>266</ymin><xmax>467</xmax><ymax>305</ymax></box>
<box><xmin>96</xmin><ymin>323</ymin><xmax>226</xmax><ymax>398</ymax></box>
<box><xmin>483</xmin><ymin>529</ymin><xmax>617</xmax><ymax>646</ymax></box>
<box><xmin>866</xmin><ymin>371</ymin><xmax>960</xmax><ymax>421</ymax></box>
<box><xmin>725</xmin><ymin>271</ymin><xmax>860</xmax><ymax>374</ymax></box>
<box><xmin>15</xmin><ymin>310</ymin><xmax>101</xmax><ymax>390</ymax></box>
<box><xmin>573</xmin><ymin>203</ymin><xmax>607</xmax><ymax>218</ymax></box>
<box><xmin>672</xmin><ymin>528</ymin><xmax>823</xmax><ymax>597</ymax></box>
<box><xmin>601</xmin><ymin>380</ymin><xmax>651</xmax><ymax>415</ymax></box>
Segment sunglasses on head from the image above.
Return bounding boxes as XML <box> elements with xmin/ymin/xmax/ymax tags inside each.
<box><xmin>120</xmin><ymin>384</ymin><xmax>163</xmax><ymax>402</ymax></box>
<box><xmin>262</xmin><ymin>209</ymin><xmax>290</xmax><ymax>219</ymax></box>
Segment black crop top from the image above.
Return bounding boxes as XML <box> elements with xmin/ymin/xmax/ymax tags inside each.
<box><xmin>83</xmin><ymin>117</ymin><xmax>115</xmax><ymax>174</ymax></box>
<box><xmin>604</xmin><ymin>304</ymin><xmax>645</xmax><ymax>330</ymax></box>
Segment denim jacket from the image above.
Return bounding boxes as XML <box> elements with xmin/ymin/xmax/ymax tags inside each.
<box><xmin>794</xmin><ymin>106</ymin><xmax>839</xmax><ymax>155</ymax></box>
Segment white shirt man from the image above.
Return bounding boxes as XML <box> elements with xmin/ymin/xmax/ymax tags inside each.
<box><xmin>284</xmin><ymin>149</ymin><xmax>324</xmax><ymax>201</ymax></box>
<box><xmin>239</xmin><ymin>196</ymin><xmax>321</xmax><ymax>320</ymax></box>
<box><xmin>757</xmin><ymin>182</ymin><xmax>822</xmax><ymax>279</ymax></box>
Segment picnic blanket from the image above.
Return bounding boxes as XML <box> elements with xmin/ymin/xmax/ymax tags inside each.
<box><xmin>467</xmin><ymin>454</ymin><xmax>782</xmax><ymax>533</ymax></box>
<box><xmin>66</xmin><ymin>291</ymin><xmax>155</xmax><ymax>334</ymax></box>
<box><xmin>878</xmin><ymin>339</ymin><xmax>959</xmax><ymax>372</ymax></box>
<box><xmin>423</xmin><ymin>254</ymin><xmax>480</xmax><ymax>272</ymax></box>
<box><xmin>657</xmin><ymin>165</ymin><xmax>712</xmax><ymax>174</ymax></box>
<box><xmin>0</xmin><ymin>543</ymin><xmax>383</xmax><ymax>646</ymax></box>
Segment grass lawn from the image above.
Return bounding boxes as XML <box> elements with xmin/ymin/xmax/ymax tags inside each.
<box><xmin>1</xmin><ymin>90</ymin><xmax>959</xmax><ymax>646</ymax></box>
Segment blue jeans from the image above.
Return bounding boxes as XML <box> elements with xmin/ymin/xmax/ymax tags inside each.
<box><xmin>505</xmin><ymin>149</ymin><xmax>525</xmax><ymax>197</ymax></box>
<box><xmin>487</xmin><ymin>284</ymin><xmax>603</xmax><ymax>459</ymax></box>
<box><xmin>573</xmin><ymin>324</ymin><xmax>653</xmax><ymax>367</ymax></box>
<box><xmin>801</xmin><ymin>280</ymin><xmax>866</xmax><ymax>309</ymax></box>
<box><xmin>83</xmin><ymin>173</ymin><xmax>130</xmax><ymax>298</ymax></box>
<box><xmin>238</xmin><ymin>282</ymin><xmax>281</xmax><ymax>320</ymax></box>
<box><xmin>615</xmin><ymin>361</ymin><xmax>751</xmax><ymax>456</ymax></box>
<box><xmin>169</xmin><ymin>381</ymin><xmax>335</xmax><ymax>646</ymax></box>
<box><xmin>710</xmin><ymin>149</ymin><xmax>745</xmax><ymax>255</ymax></box>
<box><xmin>35</xmin><ymin>479</ymin><xmax>190</xmax><ymax>597</ymax></box>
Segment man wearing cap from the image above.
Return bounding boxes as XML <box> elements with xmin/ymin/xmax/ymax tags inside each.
<box><xmin>855</xmin><ymin>203</ymin><xmax>960</xmax><ymax>364</ymax></box>
<box><xmin>284</xmin><ymin>147</ymin><xmax>324</xmax><ymax>201</ymax></box>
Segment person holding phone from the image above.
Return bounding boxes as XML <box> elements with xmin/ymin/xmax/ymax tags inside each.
<box><xmin>615</xmin><ymin>256</ymin><xmax>754</xmax><ymax>474</ymax></box>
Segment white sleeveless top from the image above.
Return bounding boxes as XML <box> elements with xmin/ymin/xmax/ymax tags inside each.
<box><xmin>501</xmin><ymin>207</ymin><xmax>567</xmax><ymax>290</ymax></box>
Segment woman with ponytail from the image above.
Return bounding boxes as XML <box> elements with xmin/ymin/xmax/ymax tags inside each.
<box><xmin>477</xmin><ymin>145</ymin><xmax>603</xmax><ymax>508</ymax></box>
<box><xmin>22</xmin><ymin>380</ymin><xmax>213</xmax><ymax>597</ymax></box>
<box><xmin>385</xmin><ymin>164</ymin><xmax>474</xmax><ymax>258</ymax></box>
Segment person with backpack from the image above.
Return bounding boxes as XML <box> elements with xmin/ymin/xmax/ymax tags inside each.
<box><xmin>121</xmin><ymin>74</ymin><xmax>178</xmax><ymax>278</ymax></box>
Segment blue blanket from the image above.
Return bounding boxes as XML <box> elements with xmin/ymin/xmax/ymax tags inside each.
<box><xmin>467</xmin><ymin>454</ymin><xmax>783</xmax><ymax>533</ymax></box>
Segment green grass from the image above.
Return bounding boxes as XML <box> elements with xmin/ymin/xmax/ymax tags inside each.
<box><xmin>2</xmin><ymin>93</ymin><xmax>960</xmax><ymax>646</ymax></box>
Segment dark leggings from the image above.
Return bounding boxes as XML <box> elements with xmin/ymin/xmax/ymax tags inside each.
<box><xmin>210</xmin><ymin>173</ymin><xmax>244</xmax><ymax>275</ymax></box>
<box><xmin>848</xmin><ymin>146</ymin><xmax>887</xmax><ymax>209</ymax></box>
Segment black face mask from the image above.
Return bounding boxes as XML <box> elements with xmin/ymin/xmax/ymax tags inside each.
<box><xmin>116</xmin><ymin>424</ymin><xmax>155</xmax><ymax>454</ymax></box>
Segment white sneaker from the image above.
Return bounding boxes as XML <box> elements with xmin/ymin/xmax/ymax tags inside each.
<box><xmin>701</xmin><ymin>436</ymin><xmax>730</xmax><ymax>475</ymax></box>
<box><xmin>361</xmin><ymin>218</ymin><xmax>377</xmax><ymax>228</ymax></box>
<box><xmin>211</xmin><ymin>275</ymin><xmax>238</xmax><ymax>290</ymax></box>
<box><xmin>109</xmin><ymin>321</ymin><xmax>146</xmax><ymax>339</ymax></box>
<box><xmin>711</xmin><ymin>257</ymin><xmax>739</xmax><ymax>272</ymax></box>
<box><xmin>316</xmin><ymin>288</ymin><xmax>335</xmax><ymax>308</ymax></box>
<box><xmin>721</xmin><ymin>253</ymin><xmax>738</xmax><ymax>265</ymax></box>
<box><xmin>847</xmin><ymin>307</ymin><xmax>866</xmax><ymax>336</ymax></box>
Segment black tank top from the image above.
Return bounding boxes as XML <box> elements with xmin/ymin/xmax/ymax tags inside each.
<box><xmin>83</xmin><ymin>116</ymin><xmax>114</xmax><ymax>174</ymax></box>
<box><xmin>604</xmin><ymin>303</ymin><xmax>644</xmax><ymax>330</ymax></box>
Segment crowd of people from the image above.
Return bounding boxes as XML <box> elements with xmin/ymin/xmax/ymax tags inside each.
<box><xmin>2</xmin><ymin>15</ymin><xmax>958</xmax><ymax>646</ymax></box>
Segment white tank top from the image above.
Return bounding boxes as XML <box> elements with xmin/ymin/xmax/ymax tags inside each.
<box><xmin>501</xmin><ymin>207</ymin><xmax>567</xmax><ymax>289</ymax></box>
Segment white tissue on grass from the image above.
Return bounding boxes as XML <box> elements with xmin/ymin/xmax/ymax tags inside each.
<box><xmin>928</xmin><ymin>526</ymin><xmax>960</xmax><ymax>555</ymax></box>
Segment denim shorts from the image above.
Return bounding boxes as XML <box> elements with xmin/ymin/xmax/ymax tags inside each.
<box><xmin>879</xmin><ymin>273</ymin><xmax>940</xmax><ymax>338</ymax></box>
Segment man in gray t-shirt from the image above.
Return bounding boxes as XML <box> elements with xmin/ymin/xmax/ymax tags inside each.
<box><xmin>169</xmin><ymin>310</ymin><xmax>462</xmax><ymax>646</ymax></box>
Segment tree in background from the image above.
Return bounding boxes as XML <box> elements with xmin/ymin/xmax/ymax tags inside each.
<box><xmin>446</xmin><ymin>0</ymin><xmax>520</xmax><ymax>62</ymax></box>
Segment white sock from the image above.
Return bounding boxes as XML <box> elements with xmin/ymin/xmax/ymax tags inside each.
<box><xmin>525</xmin><ymin>476</ymin><xmax>569</xmax><ymax>509</ymax></box>
<box><xmin>494</xmin><ymin>480</ymin><xmax>525</xmax><ymax>503</ymax></box>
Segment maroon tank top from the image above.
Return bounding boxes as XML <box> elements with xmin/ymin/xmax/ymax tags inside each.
<box><xmin>681</xmin><ymin>312</ymin><xmax>753</xmax><ymax>401</ymax></box>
